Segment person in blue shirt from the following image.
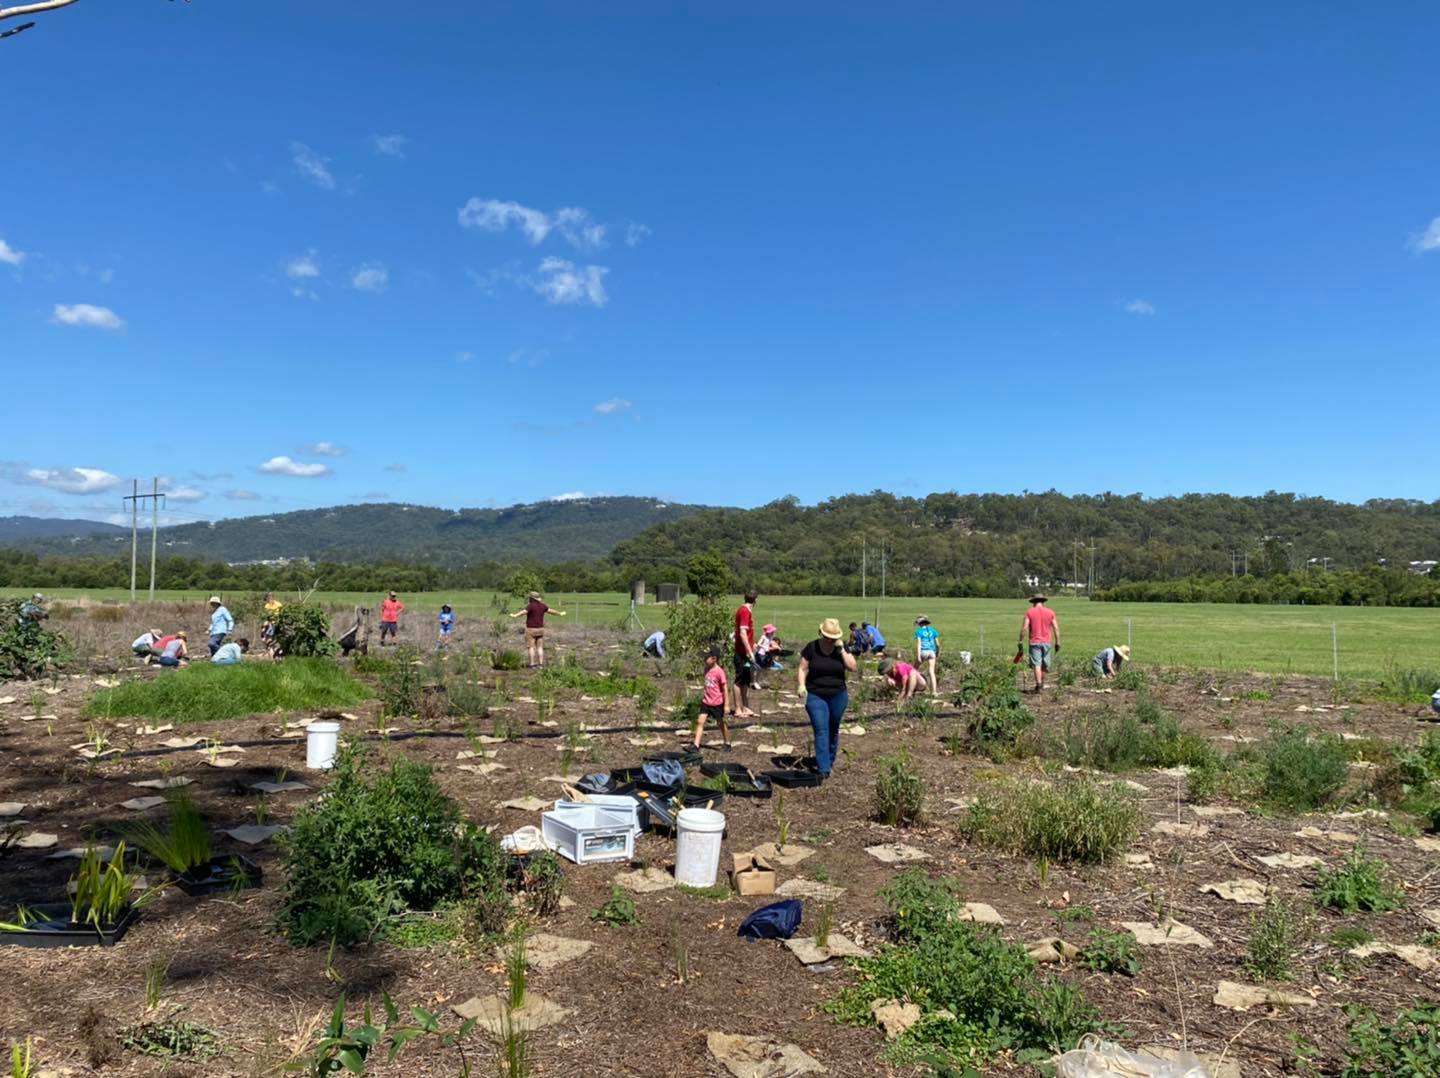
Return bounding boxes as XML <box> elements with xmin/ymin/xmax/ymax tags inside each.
<box><xmin>211</xmin><ymin>638</ymin><xmax>250</xmax><ymax>665</ymax></box>
<box><xmin>206</xmin><ymin>596</ymin><xmax>234</xmax><ymax>656</ymax></box>
<box><xmin>847</xmin><ymin>622</ymin><xmax>871</xmax><ymax>654</ymax></box>
<box><xmin>864</xmin><ymin>622</ymin><xmax>887</xmax><ymax>655</ymax></box>
<box><xmin>437</xmin><ymin>604</ymin><xmax>455</xmax><ymax>650</ymax></box>
<box><xmin>914</xmin><ymin>616</ymin><xmax>940</xmax><ymax>697</ymax></box>
<box><xmin>642</xmin><ymin>630</ymin><xmax>666</xmax><ymax>659</ymax></box>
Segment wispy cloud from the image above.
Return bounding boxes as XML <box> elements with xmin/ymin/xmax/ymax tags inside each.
<box><xmin>258</xmin><ymin>455</ymin><xmax>330</xmax><ymax>478</ymax></box>
<box><xmin>369</xmin><ymin>134</ymin><xmax>407</xmax><ymax>158</ymax></box>
<box><xmin>593</xmin><ymin>397</ymin><xmax>631</xmax><ymax>415</ymax></box>
<box><xmin>624</xmin><ymin>221</ymin><xmax>651</xmax><ymax>247</ymax></box>
<box><xmin>286</xmin><ymin>251</ymin><xmax>320</xmax><ymax>279</ymax></box>
<box><xmin>163</xmin><ymin>484</ymin><xmax>208</xmax><ymax>503</ymax></box>
<box><xmin>1410</xmin><ymin>217</ymin><xmax>1440</xmax><ymax>253</ymax></box>
<box><xmin>23</xmin><ymin>466</ymin><xmax>122</xmax><ymax>495</ymax></box>
<box><xmin>351</xmin><ymin>263</ymin><xmax>388</xmax><ymax>292</ymax></box>
<box><xmin>1123</xmin><ymin>299</ymin><xmax>1157</xmax><ymax>316</ymax></box>
<box><xmin>52</xmin><ymin>303</ymin><xmax>124</xmax><ymax>330</ymax></box>
<box><xmin>303</xmin><ymin>441</ymin><xmax>347</xmax><ymax>457</ymax></box>
<box><xmin>290</xmin><ymin>141</ymin><xmax>336</xmax><ymax>191</ymax></box>
<box><xmin>458</xmin><ymin>198</ymin><xmax>607</xmax><ymax>250</ymax></box>
<box><xmin>0</xmin><ymin>238</ymin><xmax>26</xmax><ymax>267</ymax></box>
<box><xmin>534</xmin><ymin>258</ymin><xmax>608</xmax><ymax>306</ymax></box>
<box><xmin>223</xmin><ymin>489</ymin><xmax>260</xmax><ymax>501</ymax></box>
<box><xmin>549</xmin><ymin>491</ymin><xmax>591</xmax><ymax>501</ymax></box>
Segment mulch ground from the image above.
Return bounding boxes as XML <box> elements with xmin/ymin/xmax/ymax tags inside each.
<box><xmin>1</xmin><ymin>625</ymin><xmax>1437</xmax><ymax>1077</ymax></box>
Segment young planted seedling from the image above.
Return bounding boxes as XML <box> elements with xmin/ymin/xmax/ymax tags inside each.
<box><xmin>814</xmin><ymin>901</ymin><xmax>833</xmax><ymax>950</ymax></box>
<box><xmin>10</xmin><ymin>1037</ymin><xmax>35</xmax><ymax>1078</ymax></box>
<box><xmin>506</xmin><ymin>925</ymin><xmax>528</xmax><ymax>1010</ymax></box>
<box><xmin>773</xmin><ymin>791</ymin><xmax>790</xmax><ymax>853</ymax></box>
<box><xmin>120</xmin><ymin>794</ymin><xmax>211</xmax><ymax>877</ymax></box>
<box><xmin>143</xmin><ymin>955</ymin><xmax>171</xmax><ymax>1012</ymax></box>
<box><xmin>671</xmin><ymin>919</ymin><xmax>690</xmax><ymax>985</ymax></box>
<box><xmin>591</xmin><ymin>886</ymin><xmax>640</xmax><ymax>927</ymax></box>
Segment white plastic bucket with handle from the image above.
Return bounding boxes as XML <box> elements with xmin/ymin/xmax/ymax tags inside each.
<box><xmin>675</xmin><ymin>807</ymin><xmax>725</xmax><ymax>888</ymax></box>
<box><xmin>306</xmin><ymin>721</ymin><xmax>341</xmax><ymax>769</ymax></box>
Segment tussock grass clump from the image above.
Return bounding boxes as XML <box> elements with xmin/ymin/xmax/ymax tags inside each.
<box><xmin>1313</xmin><ymin>847</ymin><xmax>1404</xmax><ymax>914</ymax></box>
<box><xmin>874</xmin><ymin>751</ymin><xmax>925</xmax><ymax>827</ymax></box>
<box><xmin>961</xmin><ymin>779</ymin><xmax>1141</xmax><ymax>864</ymax></box>
<box><xmin>1258</xmin><ymin>724</ymin><xmax>1349</xmax><ymax>812</ymax></box>
<box><xmin>1377</xmin><ymin>664</ymin><xmax>1440</xmax><ymax>704</ymax></box>
<box><xmin>1245</xmin><ymin>896</ymin><xmax>1306</xmax><ymax>981</ymax></box>
<box><xmin>1059</xmin><ymin>705</ymin><xmax>1219</xmax><ymax>773</ymax></box>
<box><xmin>86</xmin><ymin>659</ymin><xmax>370</xmax><ymax>723</ymax></box>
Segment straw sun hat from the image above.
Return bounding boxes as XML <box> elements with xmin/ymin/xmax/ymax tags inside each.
<box><xmin>819</xmin><ymin>618</ymin><xmax>844</xmax><ymax>640</ymax></box>
<box><xmin>1115</xmin><ymin>645</ymin><xmax>1132</xmax><ymax>660</ymax></box>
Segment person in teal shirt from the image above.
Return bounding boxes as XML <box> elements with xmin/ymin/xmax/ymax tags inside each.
<box><xmin>914</xmin><ymin>616</ymin><xmax>940</xmax><ymax>697</ymax></box>
<box><xmin>211</xmin><ymin>638</ymin><xmax>249</xmax><ymax>665</ymax></box>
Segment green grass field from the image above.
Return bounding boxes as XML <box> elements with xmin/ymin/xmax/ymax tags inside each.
<box><xmin>12</xmin><ymin>587</ymin><xmax>1439</xmax><ymax>680</ymax></box>
<box><xmin>86</xmin><ymin>659</ymin><xmax>372</xmax><ymax>723</ymax></box>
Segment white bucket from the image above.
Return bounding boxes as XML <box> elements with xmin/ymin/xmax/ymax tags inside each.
<box><xmin>674</xmin><ymin>807</ymin><xmax>725</xmax><ymax>888</ymax></box>
<box><xmin>306</xmin><ymin>721</ymin><xmax>341</xmax><ymax>769</ymax></box>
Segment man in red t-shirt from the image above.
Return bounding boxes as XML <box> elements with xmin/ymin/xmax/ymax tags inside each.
<box><xmin>1018</xmin><ymin>594</ymin><xmax>1060</xmax><ymax>692</ymax></box>
<box><xmin>378</xmin><ymin>591</ymin><xmax>405</xmax><ymax>647</ymax></box>
<box><xmin>510</xmin><ymin>590</ymin><xmax>566</xmax><ymax>667</ymax></box>
<box><xmin>732</xmin><ymin>591</ymin><xmax>758</xmax><ymax>718</ymax></box>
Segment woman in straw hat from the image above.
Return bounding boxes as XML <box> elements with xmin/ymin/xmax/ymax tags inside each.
<box><xmin>796</xmin><ymin>618</ymin><xmax>858</xmax><ymax>780</ymax></box>
<box><xmin>1092</xmin><ymin>643</ymin><xmax>1131</xmax><ymax>680</ymax></box>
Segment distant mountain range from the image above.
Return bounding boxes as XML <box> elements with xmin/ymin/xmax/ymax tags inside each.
<box><xmin>1</xmin><ymin>498</ymin><xmax>710</xmax><ymax>566</ymax></box>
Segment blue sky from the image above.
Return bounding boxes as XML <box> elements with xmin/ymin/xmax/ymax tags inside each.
<box><xmin>2</xmin><ymin>1</ymin><xmax>1438</xmax><ymax>526</ymax></box>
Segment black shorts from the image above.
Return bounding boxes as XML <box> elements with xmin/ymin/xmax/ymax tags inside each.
<box><xmin>702</xmin><ymin>702</ymin><xmax>725</xmax><ymax>721</ymax></box>
<box><xmin>380</xmin><ymin>621</ymin><xmax>398</xmax><ymax>638</ymax></box>
<box><xmin>733</xmin><ymin>656</ymin><xmax>754</xmax><ymax>686</ymax></box>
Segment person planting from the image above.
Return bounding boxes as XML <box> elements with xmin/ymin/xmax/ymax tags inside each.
<box><xmin>211</xmin><ymin>638</ymin><xmax>250</xmax><ymax>665</ymax></box>
<box><xmin>690</xmin><ymin>649</ymin><xmax>731</xmax><ymax>751</ymax></box>
<box><xmin>797</xmin><ymin>618</ymin><xmax>858</xmax><ymax>780</ymax></box>
<box><xmin>157</xmin><ymin>631</ymin><xmax>189</xmax><ymax>668</ymax></box>
<box><xmin>206</xmin><ymin>595</ymin><xmax>234</xmax><ymax>657</ymax></box>
<box><xmin>131</xmin><ymin>628</ymin><xmax>165</xmax><ymax>663</ymax></box>
<box><xmin>914</xmin><ymin>615</ymin><xmax>940</xmax><ymax>697</ymax></box>
<box><xmin>879</xmin><ymin>656</ymin><xmax>926</xmax><ymax>700</ymax></box>
<box><xmin>1018</xmin><ymin>593</ymin><xmax>1060</xmax><ymax>692</ymax></box>
<box><xmin>1092</xmin><ymin>643</ymin><xmax>1131</xmax><ymax>679</ymax></box>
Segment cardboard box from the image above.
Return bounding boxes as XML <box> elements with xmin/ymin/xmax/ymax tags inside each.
<box><xmin>731</xmin><ymin>852</ymin><xmax>777</xmax><ymax>896</ymax></box>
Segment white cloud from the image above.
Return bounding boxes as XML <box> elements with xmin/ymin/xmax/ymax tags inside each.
<box><xmin>223</xmin><ymin>489</ymin><xmax>261</xmax><ymax>500</ymax></box>
<box><xmin>24</xmin><ymin>466</ymin><xmax>122</xmax><ymax>495</ymax></box>
<box><xmin>286</xmin><ymin>251</ymin><xmax>320</xmax><ymax>279</ymax></box>
<box><xmin>52</xmin><ymin>303</ymin><xmax>125</xmax><ymax>330</ymax></box>
<box><xmin>163</xmin><ymin>485</ymin><xmax>208</xmax><ymax>503</ymax></box>
<box><xmin>1123</xmin><ymin>299</ymin><xmax>1157</xmax><ymax>316</ymax></box>
<box><xmin>624</xmin><ymin>221</ymin><xmax>651</xmax><ymax>247</ymax></box>
<box><xmin>1410</xmin><ymin>217</ymin><xmax>1440</xmax><ymax>253</ymax></box>
<box><xmin>549</xmin><ymin>491</ymin><xmax>590</xmax><ymax>501</ymax></box>
<box><xmin>0</xmin><ymin>238</ymin><xmax>26</xmax><ymax>266</ymax></box>
<box><xmin>534</xmin><ymin>258</ymin><xmax>608</xmax><ymax>306</ymax></box>
<box><xmin>290</xmin><ymin>141</ymin><xmax>336</xmax><ymax>190</ymax></box>
<box><xmin>258</xmin><ymin>455</ymin><xmax>330</xmax><ymax>478</ymax></box>
<box><xmin>369</xmin><ymin>134</ymin><xmax>407</xmax><ymax>158</ymax></box>
<box><xmin>304</xmin><ymin>441</ymin><xmax>347</xmax><ymax>457</ymax></box>
<box><xmin>351</xmin><ymin>263</ymin><xmax>388</xmax><ymax>292</ymax></box>
<box><xmin>459</xmin><ymin>198</ymin><xmax>554</xmax><ymax>244</ymax></box>
<box><xmin>594</xmin><ymin>397</ymin><xmax>631</xmax><ymax>415</ymax></box>
<box><xmin>553</xmin><ymin>207</ymin><xmax>607</xmax><ymax>250</ymax></box>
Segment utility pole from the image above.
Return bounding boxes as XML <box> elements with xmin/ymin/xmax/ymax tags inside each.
<box><xmin>862</xmin><ymin>537</ymin><xmax>867</xmax><ymax>601</ymax></box>
<box><xmin>1088</xmin><ymin>539</ymin><xmax>1096</xmax><ymax>598</ymax></box>
<box><xmin>878</xmin><ymin>540</ymin><xmax>887</xmax><ymax>627</ymax></box>
<box><xmin>123</xmin><ymin>479</ymin><xmax>165</xmax><ymax>601</ymax></box>
<box><xmin>1231</xmin><ymin>551</ymin><xmax>1238</xmax><ymax>577</ymax></box>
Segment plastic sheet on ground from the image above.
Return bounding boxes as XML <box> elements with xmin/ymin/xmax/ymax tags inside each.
<box><xmin>1054</xmin><ymin>1036</ymin><xmax>1214</xmax><ymax>1078</ymax></box>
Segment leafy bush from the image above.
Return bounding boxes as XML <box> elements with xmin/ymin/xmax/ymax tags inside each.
<box><xmin>591</xmin><ymin>885</ymin><xmax>639</xmax><ymax>927</ymax></box>
<box><xmin>665</xmin><ymin>597</ymin><xmax>732</xmax><ymax>668</ymax></box>
<box><xmin>1081</xmin><ymin>928</ymin><xmax>1141</xmax><ymax>977</ymax></box>
<box><xmin>964</xmin><ymin>678</ymin><xmax>1034</xmax><ymax>756</ymax></box>
<box><xmin>271</xmin><ymin>605</ymin><xmax>337</xmax><ymax>658</ymax></box>
<box><xmin>86</xmin><ymin>660</ymin><xmax>371</xmax><ymax>723</ymax></box>
<box><xmin>1260</xmin><ymin>725</ymin><xmax>1349</xmax><ymax>811</ymax></box>
<box><xmin>1313</xmin><ymin>847</ymin><xmax>1404</xmax><ymax>914</ymax></box>
<box><xmin>1186</xmin><ymin>756</ymin><xmax>1221</xmax><ymax>804</ymax></box>
<box><xmin>0</xmin><ymin>599</ymin><xmax>72</xmax><ymax>680</ymax></box>
<box><xmin>874</xmin><ymin>752</ymin><xmax>925</xmax><ymax>826</ymax></box>
<box><xmin>684</xmin><ymin>550</ymin><xmax>731</xmax><ymax>600</ymax></box>
<box><xmin>491</xmin><ymin>649</ymin><xmax>524</xmax><ymax>671</ymax></box>
<box><xmin>1376</xmin><ymin>665</ymin><xmax>1440</xmax><ymax>705</ymax></box>
<box><xmin>352</xmin><ymin>653</ymin><xmax>393</xmax><ymax>676</ymax></box>
<box><xmin>1341</xmin><ymin>1004</ymin><xmax>1440</xmax><ymax>1077</ymax></box>
<box><xmin>520</xmin><ymin>851</ymin><xmax>565</xmax><ymax>917</ymax></box>
<box><xmin>826</xmin><ymin>869</ymin><xmax>1114</xmax><ymax>1067</ymax></box>
<box><xmin>378</xmin><ymin>646</ymin><xmax>425</xmax><ymax>718</ymax></box>
<box><xmin>119</xmin><ymin>1020</ymin><xmax>218</xmax><ymax>1060</ymax></box>
<box><xmin>962</xmin><ymin>779</ymin><xmax>1141</xmax><ymax>864</ymax></box>
<box><xmin>1245</xmin><ymin>897</ymin><xmax>1306</xmax><ymax>981</ymax></box>
<box><xmin>504</xmin><ymin>569</ymin><xmax>545</xmax><ymax>601</ymax></box>
<box><xmin>1113</xmin><ymin>667</ymin><xmax>1145</xmax><ymax>691</ymax></box>
<box><xmin>277</xmin><ymin>743</ymin><xmax>509</xmax><ymax>946</ymax></box>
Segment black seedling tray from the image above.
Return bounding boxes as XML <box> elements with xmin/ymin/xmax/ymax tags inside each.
<box><xmin>173</xmin><ymin>855</ymin><xmax>262</xmax><ymax>897</ymax></box>
<box><xmin>699</xmin><ymin>762</ymin><xmax>756</xmax><ymax>779</ymax></box>
<box><xmin>575</xmin><ymin>772</ymin><xmax>639</xmax><ymax>797</ymax></box>
<box><xmin>763</xmin><ymin>769</ymin><xmax>823</xmax><ymax>789</ymax></box>
<box><xmin>645</xmin><ymin>749</ymin><xmax>702</xmax><ymax>768</ymax></box>
<box><xmin>726</xmin><ymin>777</ymin><xmax>773</xmax><ymax>799</ymax></box>
<box><xmin>0</xmin><ymin>903</ymin><xmax>139</xmax><ymax>948</ymax></box>
<box><xmin>770</xmin><ymin>754</ymin><xmax>819</xmax><ymax>772</ymax></box>
<box><xmin>677</xmin><ymin>788</ymin><xmax>725</xmax><ymax>810</ymax></box>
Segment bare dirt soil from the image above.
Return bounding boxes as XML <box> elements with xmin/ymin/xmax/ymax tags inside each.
<box><xmin>1</xmin><ymin>618</ymin><xmax>1437</xmax><ymax>1077</ymax></box>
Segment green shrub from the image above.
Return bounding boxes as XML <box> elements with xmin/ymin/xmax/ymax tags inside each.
<box><xmin>378</xmin><ymin>645</ymin><xmax>425</xmax><ymax>718</ymax></box>
<box><xmin>1245</xmin><ymin>897</ymin><xmax>1306</xmax><ymax>981</ymax></box>
<box><xmin>591</xmin><ymin>885</ymin><xmax>639</xmax><ymax>927</ymax></box>
<box><xmin>962</xmin><ymin>779</ymin><xmax>1141</xmax><ymax>864</ymax></box>
<box><xmin>384</xmin><ymin>912</ymin><xmax>459</xmax><ymax>948</ymax></box>
<box><xmin>1313</xmin><ymin>847</ymin><xmax>1404</xmax><ymax>914</ymax></box>
<box><xmin>118</xmin><ymin>1020</ymin><xmax>218</xmax><ymax>1060</ymax></box>
<box><xmin>1259</xmin><ymin>724</ymin><xmax>1349</xmax><ymax>811</ymax></box>
<box><xmin>271</xmin><ymin>605</ymin><xmax>337</xmax><ymax>658</ymax></box>
<box><xmin>0</xmin><ymin>599</ymin><xmax>72</xmax><ymax>680</ymax></box>
<box><xmin>119</xmin><ymin>793</ymin><xmax>211</xmax><ymax>875</ymax></box>
<box><xmin>664</xmin><ymin>597</ymin><xmax>732</xmax><ymax>669</ymax></box>
<box><xmin>1186</xmin><ymin>757</ymin><xmax>1221</xmax><ymax>804</ymax></box>
<box><xmin>86</xmin><ymin>660</ymin><xmax>371</xmax><ymax>723</ymax></box>
<box><xmin>491</xmin><ymin>649</ymin><xmax>524</xmax><ymax>671</ymax></box>
<box><xmin>1080</xmin><ymin>928</ymin><xmax>1141</xmax><ymax>977</ymax></box>
<box><xmin>1341</xmin><ymin>1004</ymin><xmax>1440</xmax><ymax>1077</ymax></box>
<box><xmin>352</xmin><ymin>653</ymin><xmax>393</xmax><ymax>676</ymax></box>
<box><xmin>1376</xmin><ymin>665</ymin><xmax>1440</xmax><ymax>705</ymax></box>
<box><xmin>520</xmin><ymin>851</ymin><xmax>565</xmax><ymax>916</ymax></box>
<box><xmin>826</xmin><ymin>869</ymin><xmax>1115</xmax><ymax>1066</ymax></box>
<box><xmin>965</xmin><ymin>680</ymin><xmax>1035</xmax><ymax>756</ymax></box>
<box><xmin>875</xmin><ymin>752</ymin><xmax>925</xmax><ymax>827</ymax></box>
<box><xmin>277</xmin><ymin>743</ymin><xmax>508</xmax><ymax>946</ymax></box>
<box><xmin>1113</xmin><ymin>667</ymin><xmax>1145</xmax><ymax>691</ymax></box>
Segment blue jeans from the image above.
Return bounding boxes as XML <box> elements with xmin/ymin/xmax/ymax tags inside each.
<box><xmin>804</xmin><ymin>690</ymin><xmax>848</xmax><ymax>777</ymax></box>
<box><xmin>208</xmin><ymin>633</ymin><xmax>227</xmax><ymax>656</ymax></box>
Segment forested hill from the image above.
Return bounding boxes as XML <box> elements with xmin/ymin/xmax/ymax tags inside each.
<box><xmin>6</xmin><ymin>497</ymin><xmax>708</xmax><ymax>567</ymax></box>
<box><xmin>0</xmin><ymin>516</ymin><xmax>128</xmax><ymax>542</ymax></box>
<box><xmin>610</xmin><ymin>491</ymin><xmax>1440</xmax><ymax>596</ymax></box>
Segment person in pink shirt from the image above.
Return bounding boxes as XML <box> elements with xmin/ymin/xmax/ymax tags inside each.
<box><xmin>378</xmin><ymin>590</ymin><xmax>405</xmax><ymax>647</ymax></box>
<box><xmin>878</xmin><ymin>657</ymin><xmax>926</xmax><ymax>700</ymax></box>
<box><xmin>690</xmin><ymin>649</ymin><xmax>731</xmax><ymax>751</ymax></box>
<box><xmin>1018</xmin><ymin>593</ymin><xmax>1060</xmax><ymax>692</ymax></box>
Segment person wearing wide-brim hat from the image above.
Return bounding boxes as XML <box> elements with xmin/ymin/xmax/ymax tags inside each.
<box><xmin>205</xmin><ymin>595</ymin><xmax>234</xmax><ymax>657</ymax></box>
<box><xmin>1018</xmin><ymin>593</ymin><xmax>1060</xmax><ymax>692</ymax></box>
<box><xmin>1093</xmin><ymin>643</ymin><xmax>1131</xmax><ymax>680</ymax></box>
<box><xmin>510</xmin><ymin>590</ymin><xmax>566</xmax><ymax>668</ymax></box>
<box><xmin>796</xmin><ymin>618</ymin><xmax>858</xmax><ymax>780</ymax></box>
<box><xmin>913</xmin><ymin>615</ymin><xmax>940</xmax><ymax>698</ymax></box>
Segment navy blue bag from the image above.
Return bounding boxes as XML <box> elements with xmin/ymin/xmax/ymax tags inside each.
<box><xmin>737</xmin><ymin>899</ymin><xmax>803</xmax><ymax>941</ymax></box>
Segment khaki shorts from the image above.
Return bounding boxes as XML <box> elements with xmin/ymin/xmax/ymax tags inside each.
<box><xmin>525</xmin><ymin>627</ymin><xmax>545</xmax><ymax>641</ymax></box>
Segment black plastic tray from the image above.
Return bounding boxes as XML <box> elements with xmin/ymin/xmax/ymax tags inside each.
<box><xmin>0</xmin><ymin>903</ymin><xmax>139</xmax><ymax>948</ymax></box>
<box><xmin>574</xmin><ymin>772</ymin><xmax>639</xmax><ymax>797</ymax></box>
<box><xmin>699</xmin><ymin>762</ymin><xmax>761</xmax><ymax>779</ymax></box>
<box><xmin>173</xmin><ymin>855</ymin><xmax>262</xmax><ymax>897</ymax></box>
<box><xmin>770</xmin><ymin>754</ymin><xmax>818</xmax><ymax>772</ymax></box>
<box><xmin>763</xmin><ymin>769</ymin><xmax>823</xmax><ymax>789</ymax></box>
<box><xmin>645</xmin><ymin>749</ymin><xmax>702</xmax><ymax>767</ymax></box>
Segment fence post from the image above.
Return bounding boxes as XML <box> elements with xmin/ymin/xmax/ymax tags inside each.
<box><xmin>1332</xmin><ymin>623</ymin><xmax>1339</xmax><ymax>681</ymax></box>
<box><xmin>1127</xmin><ymin>618</ymin><xmax>1132</xmax><ymax>650</ymax></box>
<box><xmin>979</xmin><ymin>624</ymin><xmax>984</xmax><ymax>658</ymax></box>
